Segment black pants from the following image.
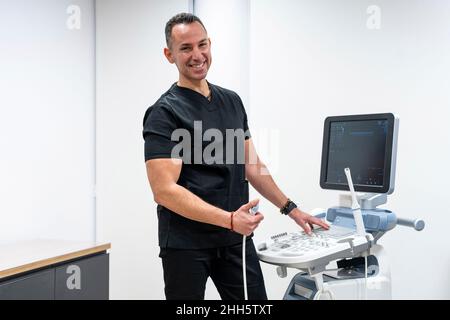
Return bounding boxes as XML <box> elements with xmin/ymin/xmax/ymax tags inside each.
<box><xmin>159</xmin><ymin>238</ymin><xmax>267</xmax><ymax>300</ymax></box>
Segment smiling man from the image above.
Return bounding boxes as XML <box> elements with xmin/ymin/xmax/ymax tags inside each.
<box><xmin>142</xmin><ymin>13</ymin><xmax>328</xmax><ymax>300</ymax></box>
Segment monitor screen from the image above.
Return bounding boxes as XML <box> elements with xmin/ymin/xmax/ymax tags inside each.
<box><xmin>320</xmin><ymin>113</ymin><xmax>398</xmax><ymax>194</ymax></box>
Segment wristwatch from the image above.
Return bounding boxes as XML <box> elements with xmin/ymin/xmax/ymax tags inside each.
<box><xmin>280</xmin><ymin>199</ymin><xmax>297</xmax><ymax>215</ymax></box>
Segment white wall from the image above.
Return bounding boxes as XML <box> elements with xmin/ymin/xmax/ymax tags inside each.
<box><xmin>95</xmin><ymin>0</ymin><xmax>190</xmax><ymax>299</ymax></box>
<box><xmin>249</xmin><ymin>0</ymin><xmax>450</xmax><ymax>299</ymax></box>
<box><xmin>0</xmin><ymin>0</ymin><xmax>96</xmax><ymax>245</ymax></box>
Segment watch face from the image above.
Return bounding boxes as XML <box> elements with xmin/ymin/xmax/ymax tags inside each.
<box><xmin>282</xmin><ymin>201</ymin><xmax>297</xmax><ymax>215</ymax></box>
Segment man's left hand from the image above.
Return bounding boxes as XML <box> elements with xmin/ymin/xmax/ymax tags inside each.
<box><xmin>288</xmin><ymin>208</ymin><xmax>329</xmax><ymax>235</ymax></box>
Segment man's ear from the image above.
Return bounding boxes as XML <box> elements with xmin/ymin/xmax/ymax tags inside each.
<box><xmin>164</xmin><ymin>47</ymin><xmax>174</xmax><ymax>64</ymax></box>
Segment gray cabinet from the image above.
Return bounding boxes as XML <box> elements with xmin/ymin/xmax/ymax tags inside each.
<box><xmin>0</xmin><ymin>269</ymin><xmax>54</xmax><ymax>300</ymax></box>
<box><xmin>0</xmin><ymin>252</ymin><xmax>109</xmax><ymax>300</ymax></box>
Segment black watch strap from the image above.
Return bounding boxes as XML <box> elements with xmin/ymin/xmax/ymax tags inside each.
<box><xmin>280</xmin><ymin>199</ymin><xmax>297</xmax><ymax>215</ymax></box>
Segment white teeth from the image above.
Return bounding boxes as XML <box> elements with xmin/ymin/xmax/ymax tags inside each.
<box><xmin>190</xmin><ymin>62</ymin><xmax>205</xmax><ymax>68</ymax></box>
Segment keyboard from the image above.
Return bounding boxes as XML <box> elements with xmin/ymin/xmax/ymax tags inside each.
<box><xmin>256</xmin><ymin>225</ymin><xmax>370</xmax><ymax>269</ymax></box>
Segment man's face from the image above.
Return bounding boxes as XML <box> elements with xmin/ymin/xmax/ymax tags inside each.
<box><xmin>164</xmin><ymin>22</ymin><xmax>212</xmax><ymax>83</ymax></box>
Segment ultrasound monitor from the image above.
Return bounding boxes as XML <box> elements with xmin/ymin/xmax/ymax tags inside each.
<box><xmin>320</xmin><ymin>113</ymin><xmax>399</xmax><ymax>194</ymax></box>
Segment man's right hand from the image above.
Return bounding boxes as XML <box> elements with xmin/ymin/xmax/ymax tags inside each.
<box><xmin>231</xmin><ymin>199</ymin><xmax>264</xmax><ymax>236</ymax></box>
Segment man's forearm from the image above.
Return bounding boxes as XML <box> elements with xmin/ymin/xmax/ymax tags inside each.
<box><xmin>154</xmin><ymin>184</ymin><xmax>231</xmax><ymax>229</ymax></box>
<box><xmin>246</xmin><ymin>162</ymin><xmax>288</xmax><ymax>209</ymax></box>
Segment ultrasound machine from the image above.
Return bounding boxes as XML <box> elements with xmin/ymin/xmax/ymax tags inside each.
<box><xmin>256</xmin><ymin>113</ymin><xmax>425</xmax><ymax>300</ymax></box>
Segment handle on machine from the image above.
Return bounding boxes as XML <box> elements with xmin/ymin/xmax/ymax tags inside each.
<box><xmin>396</xmin><ymin>217</ymin><xmax>425</xmax><ymax>231</ymax></box>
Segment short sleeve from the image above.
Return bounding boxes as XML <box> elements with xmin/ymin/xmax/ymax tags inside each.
<box><xmin>235</xmin><ymin>93</ymin><xmax>251</xmax><ymax>140</ymax></box>
<box><xmin>142</xmin><ymin>104</ymin><xmax>179</xmax><ymax>161</ymax></box>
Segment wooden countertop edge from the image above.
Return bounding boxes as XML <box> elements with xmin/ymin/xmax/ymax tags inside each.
<box><xmin>0</xmin><ymin>243</ymin><xmax>111</xmax><ymax>280</ymax></box>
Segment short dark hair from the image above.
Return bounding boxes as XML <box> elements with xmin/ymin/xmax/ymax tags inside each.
<box><xmin>165</xmin><ymin>13</ymin><xmax>207</xmax><ymax>48</ymax></box>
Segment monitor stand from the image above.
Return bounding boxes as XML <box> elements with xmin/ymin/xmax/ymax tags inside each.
<box><xmin>359</xmin><ymin>193</ymin><xmax>387</xmax><ymax>210</ymax></box>
<box><xmin>340</xmin><ymin>193</ymin><xmax>387</xmax><ymax>210</ymax></box>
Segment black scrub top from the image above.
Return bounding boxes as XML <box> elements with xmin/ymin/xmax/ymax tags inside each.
<box><xmin>143</xmin><ymin>82</ymin><xmax>251</xmax><ymax>249</ymax></box>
